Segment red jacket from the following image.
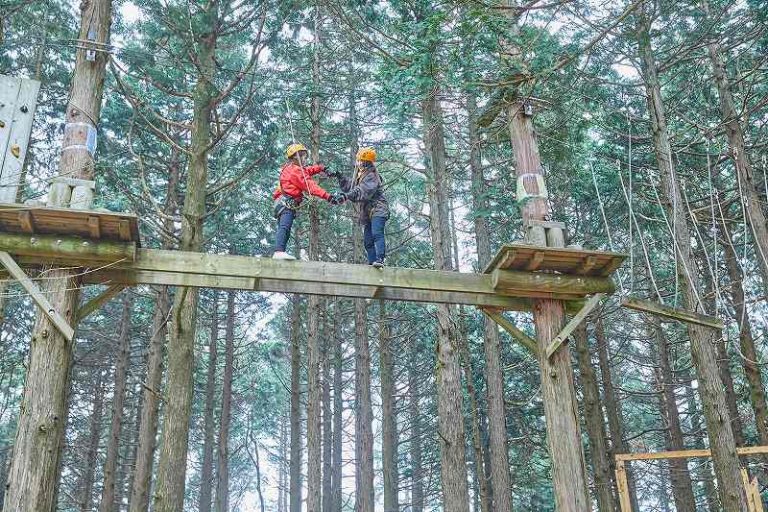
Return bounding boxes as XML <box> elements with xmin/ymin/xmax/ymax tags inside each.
<box><xmin>272</xmin><ymin>162</ymin><xmax>330</xmax><ymax>203</ymax></box>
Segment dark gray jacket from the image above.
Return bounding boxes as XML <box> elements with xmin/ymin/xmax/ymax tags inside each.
<box><xmin>338</xmin><ymin>165</ymin><xmax>389</xmax><ymax>224</ymax></box>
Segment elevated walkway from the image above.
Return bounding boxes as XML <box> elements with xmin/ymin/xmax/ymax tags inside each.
<box><xmin>0</xmin><ymin>205</ymin><xmax>626</xmax><ymax>341</ymax></box>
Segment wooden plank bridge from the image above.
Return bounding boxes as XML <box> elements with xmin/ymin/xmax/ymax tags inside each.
<box><xmin>0</xmin><ymin>204</ymin><xmax>626</xmax><ymax>346</ymax></box>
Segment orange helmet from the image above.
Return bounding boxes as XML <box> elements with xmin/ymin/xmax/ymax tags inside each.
<box><xmin>286</xmin><ymin>143</ymin><xmax>308</xmax><ymax>158</ymax></box>
<box><xmin>356</xmin><ymin>147</ymin><xmax>376</xmax><ymax>162</ymax></box>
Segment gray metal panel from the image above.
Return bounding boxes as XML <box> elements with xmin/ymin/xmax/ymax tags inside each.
<box><xmin>0</xmin><ymin>76</ymin><xmax>21</xmax><ymax>174</ymax></box>
<box><xmin>0</xmin><ymin>76</ymin><xmax>40</xmax><ymax>203</ymax></box>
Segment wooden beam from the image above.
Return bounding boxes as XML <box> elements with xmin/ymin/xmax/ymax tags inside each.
<box><xmin>491</xmin><ymin>268</ymin><xmax>615</xmax><ymax>298</ymax></box>
<box><xmin>77</xmin><ymin>284</ymin><xmax>125</xmax><ymax>321</ymax></box>
<box><xmin>0</xmin><ymin>232</ymin><xmax>136</xmax><ymax>264</ymax></box>
<box><xmin>480</xmin><ymin>307</ymin><xmax>537</xmax><ymax>354</ymax></box>
<box><xmin>113</xmin><ymin>249</ymin><xmax>610</xmax><ymax>300</ymax></box>
<box><xmin>88</xmin><ymin>269</ymin><xmax>540</xmax><ymax>310</ymax></box>
<box><xmin>615</xmin><ymin>460</ymin><xmax>632</xmax><ymax>512</ymax></box>
<box><xmin>577</xmin><ymin>255</ymin><xmax>597</xmax><ymax>275</ymax></box>
<box><xmin>545</xmin><ymin>293</ymin><xmax>605</xmax><ymax>359</ymax></box>
<box><xmin>18</xmin><ymin>211</ymin><xmax>34</xmax><ymax>233</ymax></box>
<box><xmin>622</xmin><ymin>297</ymin><xmax>724</xmax><ymax>330</ymax></box>
<box><xmin>87</xmin><ymin>215</ymin><xmax>101</xmax><ymax>239</ymax></box>
<box><xmin>525</xmin><ymin>251</ymin><xmax>545</xmax><ymax>271</ymax></box>
<box><xmin>117</xmin><ymin>219</ymin><xmax>131</xmax><ymax>241</ymax></box>
<box><xmin>615</xmin><ymin>445</ymin><xmax>768</xmax><ymax>462</ymax></box>
<box><xmin>0</xmin><ymin>251</ymin><xmax>74</xmax><ymax>341</ymax></box>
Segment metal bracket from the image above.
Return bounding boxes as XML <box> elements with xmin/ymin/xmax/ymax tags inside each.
<box><xmin>545</xmin><ymin>293</ymin><xmax>605</xmax><ymax>359</ymax></box>
<box><xmin>0</xmin><ymin>251</ymin><xmax>74</xmax><ymax>341</ymax></box>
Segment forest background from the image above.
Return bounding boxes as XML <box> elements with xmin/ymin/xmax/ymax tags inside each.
<box><xmin>1</xmin><ymin>0</ymin><xmax>768</xmax><ymax>510</ymax></box>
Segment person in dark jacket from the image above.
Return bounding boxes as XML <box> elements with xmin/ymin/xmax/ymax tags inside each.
<box><xmin>273</xmin><ymin>143</ymin><xmax>345</xmax><ymax>260</ymax></box>
<box><xmin>329</xmin><ymin>146</ymin><xmax>389</xmax><ymax>268</ymax></box>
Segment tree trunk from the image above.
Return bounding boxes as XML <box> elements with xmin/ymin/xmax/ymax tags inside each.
<box><xmin>685</xmin><ymin>380</ymin><xmax>720</xmax><ymax>511</ymax></box>
<box><xmin>719</xmin><ymin>213</ymin><xmax>768</xmax><ymax>446</ymax></box>
<box><xmin>573</xmin><ymin>323</ymin><xmax>616</xmax><ymax>512</ymax></box>
<box><xmin>595</xmin><ymin>316</ymin><xmax>639</xmax><ymax>510</ymax></box>
<box><xmin>507</xmin><ymin>93</ymin><xmax>591</xmax><ymax>512</ymax></box>
<box><xmin>215</xmin><ymin>291</ymin><xmax>235</xmax><ymax>512</ymax></box>
<box><xmin>457</xmin><ymin>320</ymin><xmax>490</xmax><ymax>512</ymax></box>
<box><xmin>306</xmin><ymin>10</ymin><xmax>324</xmax><ymax>512</ymax></box>
<box><xmin>331</xmin><ymin>303</ymin><xmax>343</xmax><ymax>512</ymax></box>
<box><xmin>650</xmin><ymin>318</ymin><xmax>696</xmax><ymax>512</ymax></box>
<box><xmin>199</xmin><ymin>293</ymin><xmax>219</xmax><ymax>512</ymax></box>
<box><xmin>467</xmin><ymin>89</ymin><xmax>513</xmax><ymax>512</ymax></box>
<box><xmin>423</xmin><ymin>87</ymin><xmax>470</xmax><ymax>512</ymax></box>
<box><xmin>2</xmin><ymin>0</ymin><xmax>112</xmax><ymax>508</ymax></box>
<box><xmin>279</xmin><ymin>411</ymin><xmax>288</xmax><ymax>512</ymax></box>
<box><xmin>353</xmin><ymin>241</ymin><xmax>374</xmax><ymax>512</ymax></box>
<box><xmin>129</xmin><ymin>140</ymin><xmax>178</xmax><ymax>512</ymax></box>
<box><xmin>99</xmin><ymin>295</ymin><xmax>133</xmax><ymax>512</ymax></box>
<box><xmin>81</xmin><ymin>371</ymin><xmax>106</xmax><ymax>512</ymax></box>
<box><xmin>380</xmin><ymin>301</ymin><xmax>399</xmax><ymax>512</ymax></box>
<box><xmin>705</xmin><ymin>1</ymin><xmax>768</xmax><ymax>293</ymax></box>
<box><xmin>322</xmin><ymin>308</ymin><xmax>333</xmax><ymax>512</ymax></box>
<box><xmin>289</xmin><ymin>294</ymin><xmax>303</xmax><ymax>512</ymax></box>
<box><xmin>636</xmin><ymin>8</ymin><xmax>748</xmax><ymax>509</ymax></box>
<box><xmin>408</xmin><ymin>339</ymin><xmax>424</xmax><ymax>512</ymax></box>
<box><xmin>154</xmin><ymin>18</ymin><xmax>215</xmax><ymax>510</ymax></box>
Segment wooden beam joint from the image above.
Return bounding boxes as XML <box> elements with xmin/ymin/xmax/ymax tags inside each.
<box><xmin>545</xmin><ymin>293</ymin><xmax>605</xmax><ymax>359</ymax></box>
<box><xmin>0</xmin><ymin>251</ymin><xmax>74</xmax><ymax>341</ymax></box>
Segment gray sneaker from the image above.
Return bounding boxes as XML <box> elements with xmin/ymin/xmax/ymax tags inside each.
<box><xmin>372</xmin><ymin>261</ymin><xmax>384</xmax><ymax>269</ymax></box>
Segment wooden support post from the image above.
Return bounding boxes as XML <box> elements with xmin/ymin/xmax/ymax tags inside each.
<box><xmin>545</xmin><ymin>293</ymin><xmax>605</xmax><ymax>359</ymax></box>
<box><xmin>0</xmin><ymin>251</ymin><xmax>74</xmax><ymax>341</ymax></box>
<box><xmin>615</xmin><ymin>460</ymin><xmax>632</xmax><ymax>512</ymax></box>
<box><xmin>480</xmin><ymin>307</ymin><xmax>537</xmax><ymax>354</ymax></box>
<box><xmin>76</xmin><ymin>284</ymin><xmax>125</xmax><ymax>321</ymax></box>
<box><xmin>622</xmin><ymin>297</ymin><xmax>724</xmax><ymax>330</ymax></box>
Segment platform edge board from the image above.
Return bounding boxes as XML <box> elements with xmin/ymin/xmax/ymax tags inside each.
<box><xmin>483</xmin><ymin>243</ymin><xmax>627</xmax><ymax>275</ymax></box>
<box><xmin>0</xmin><ymin>203</ymin><xmax>141</xmax><ymax>244</ymax></box>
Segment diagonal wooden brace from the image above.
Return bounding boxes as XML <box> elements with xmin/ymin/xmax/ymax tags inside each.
<box><xmin>480</xmin><ymin>307</ymin><xmax>537</xmax><ymax>355</ymax></box>
<box><xmin>77</xmin><ymin>284</ymin><xmax>125</xmax><ymax>321</ymax></box>
<box><xmin>0</xmin><ymin>251</ymin><xmax>74</xmax><ymax>341</ymax></box>
<box><xmin>545</xmin><ymin>293</ymin><xmax>605</xmax><ymax>359</ymax></box>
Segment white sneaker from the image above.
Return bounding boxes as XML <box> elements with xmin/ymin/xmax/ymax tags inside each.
<box><xmin>273</xmin><ymin>251</ymin><xmax>297</xmax><ymax>260</ymax></box>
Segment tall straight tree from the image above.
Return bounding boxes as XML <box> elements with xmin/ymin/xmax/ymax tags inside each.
<box><xmin>635</xmin><ymin>2</ymin><xmax>748</xmax><ymax>508</ymax></box>
<box><xmin>423</xmin><ymin>81</ymin><xmax>471</xmax><ymax>512</ymax></box>
<box><xmin>573</xmin><ymin>323</ymin><xmax>615</xmax><ymax>512</ymax></box>
<box><xmin>379</xmin><ymin>301</ymin><xmax>398</xmax><ymax>512</ymax></box>
<box><xmin>99</xmin><ymin>295</ymin><xmax>134</xmax><ymax>512</ymax></box>
<box><xmin>467</xmin><ymin>87</ymin><xmax>513</xmax><ymax>512</ymax></box>
<box><xmin>307</xmin><ymin>9</ymin><xmax>325</xmax><ymax>511</ymax></box>
<box><xmin>215</xmin><ymin>291</ymin><xmax>235</xmax><ymax>512</ymax></box>
<box><xmin>129</xmin><ymin>146</ymin><xmax>178</xmax><ymax>512</ymax></box>
<box><xmin>199</xmin><ymin>293</ymin><xmax>219</xmax><ymax>512</ymax></box>
<box><xmin>2</xmin><ymin>0</ymin><xmax>113</xmax><ymax>508</ymax></box>
<box><xmin>289</xmin><ymin>293</ymin><xmax>303</xmax><ymax>512</ymax></box>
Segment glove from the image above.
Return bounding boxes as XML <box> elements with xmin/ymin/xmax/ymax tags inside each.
<box><xmin>325</xmin><ymin>168</ymin><xmax>342</xmax><ymax>179</ymax></box>
<box><xmin>328</xmin><ymin>192</ymin><xmax>347</xmax><ymax>205</ymax></box>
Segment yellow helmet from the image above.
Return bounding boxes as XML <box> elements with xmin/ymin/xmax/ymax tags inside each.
<box><xmin>356</xmin><ymin>147</ymin><xmax>376</xmax><ymax>162</ymax></box>
<box><xmin>286</xmin><ymin>143</ymin><xmax>308</xmax><ymax>158</ymax></box>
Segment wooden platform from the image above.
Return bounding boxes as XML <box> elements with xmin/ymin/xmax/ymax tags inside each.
<box><xmin>0</xmin><ymin>203</ymin><xmax>140</xmax><ymax>244</ymax></box>
<box><xmin>484</xmin><ymin>243</ymin><xmax>626</xmax><ymax>277</ymax></box>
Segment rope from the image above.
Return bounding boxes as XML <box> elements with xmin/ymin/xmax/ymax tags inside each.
<box><xmin>626</xmin><ymin>101</ymin><xmax>634</xmax><ymax>292</ymax></box>
<box><xmin>589</xmin><ymin>161</ymin><xmax>625</xmax><ymax>294</ymax></box>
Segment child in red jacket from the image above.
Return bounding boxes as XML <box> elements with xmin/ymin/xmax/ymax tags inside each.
<box><xmin>273</xmin><ymin>143</ymin><xmax>345</xmax><ymax>260</ymax></box>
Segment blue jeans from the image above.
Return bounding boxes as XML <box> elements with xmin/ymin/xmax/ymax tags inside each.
<box><xmin>363</xmin><ymin>216</ymin><xmax>387</xmax><ymax>264</ymax></box>
<box><xmin>274</xmin><ymin>209</ymin><xmax>296</xmax><ymax>252</ymax></box>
